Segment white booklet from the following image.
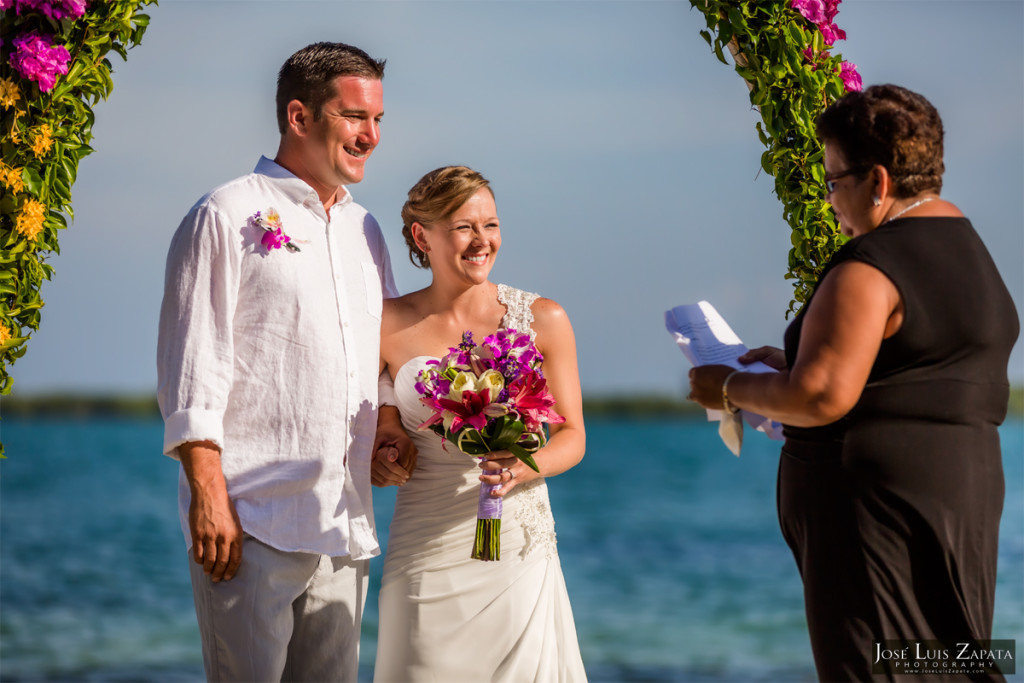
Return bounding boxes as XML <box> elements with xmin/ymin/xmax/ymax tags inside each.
<box><xmin>665</xmin><ymin>301</ymin><xmax>784</xmax><ymax>452</ymax></box>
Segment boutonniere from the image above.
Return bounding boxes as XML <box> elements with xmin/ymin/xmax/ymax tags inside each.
<box><xmin>249</xmin><ymin>208</ymin><xmax>301</xmax><ymax>253</ymax></box>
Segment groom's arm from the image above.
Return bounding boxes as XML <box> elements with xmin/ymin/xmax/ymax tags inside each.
<box><xmin>179</xmin><ymin>441</ymin><xmax>244</xmax><ymax>583</ymax></box>
<box><xmin>158</xmin><ymin>202</ymin><xmax>244</xmax><ymax>581</ymax></box>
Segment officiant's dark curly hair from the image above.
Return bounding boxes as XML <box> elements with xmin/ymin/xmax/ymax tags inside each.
<box><xmin>276</xmin><ymin>42</ymin><xmax>386</xmax><ymax>134</ymax></box>
<box><xmin>402</xmin><ymin>166</ymin><xmax>494</xmax><ymax>268</ymax></box>
<box><xmin>816</xmin><ymin>84</ymin><xmax>944</xmax><ymax>198</ymax></box>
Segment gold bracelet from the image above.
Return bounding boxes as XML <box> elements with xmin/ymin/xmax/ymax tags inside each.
<box><xmin>722</xmin><ymin>370</ymin><xmax>741</xmax><ymax>414</ymax></box>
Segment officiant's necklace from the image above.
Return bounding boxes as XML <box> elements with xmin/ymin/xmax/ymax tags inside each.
<box><xmin>884</xmin><ymin>196</ymin><xmax>936</xmax><ymax>224</ymax></box>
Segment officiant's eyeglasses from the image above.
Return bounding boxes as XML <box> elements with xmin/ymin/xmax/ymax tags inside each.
<box><xmin>824</xmin><ymin>166</ymin><xmax>869</xmax><ymax>194</ymax></box>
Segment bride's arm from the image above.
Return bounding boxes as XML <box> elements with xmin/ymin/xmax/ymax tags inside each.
<box><xmin>481</xmin><ymin>297</ymin><xmax>585</xmax><ymax>496</ymax></box>
<box><xmin>372</xmin><ymin>302</ymin><xmax>418</xmax><ymax>487</ymax></box>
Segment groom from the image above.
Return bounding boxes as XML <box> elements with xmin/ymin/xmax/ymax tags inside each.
<box><xmin>157</xmin><ymin>42</ymin><xmax>414</xmax><ymax>682</ymax></box>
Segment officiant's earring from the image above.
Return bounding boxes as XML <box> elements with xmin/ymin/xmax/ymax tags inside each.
<box><xmin>873</xmin><ymin>196</ymin><xmax>881</xmax><ymax>206</ymax></box>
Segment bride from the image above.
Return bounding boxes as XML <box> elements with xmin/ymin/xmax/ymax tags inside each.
<box><xmin>371</xmin><ymin>166</ymin><xmax>587</xmax><ymax>682</ymax></box>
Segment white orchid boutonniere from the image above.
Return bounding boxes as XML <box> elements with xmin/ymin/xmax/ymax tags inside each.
<box><xmin>249</xmin><ymin>208</ymin><xmax>301</xmax><ymax>253</ymax></box>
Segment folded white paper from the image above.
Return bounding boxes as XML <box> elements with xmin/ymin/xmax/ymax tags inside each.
<box><xmin>665</xmin><ymin>301</ymin><xmax>784</xmax><ymax>455</ymax></box>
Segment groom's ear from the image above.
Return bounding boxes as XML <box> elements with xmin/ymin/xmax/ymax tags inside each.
<box><xmin>285</xmin><ymin>99</ymin><xmax>311</xmax><ymax>136</ymax></box>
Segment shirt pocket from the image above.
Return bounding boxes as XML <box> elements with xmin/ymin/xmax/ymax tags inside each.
<box><xmin>362</xmin><ymin>263</ymin><xmax>383</xmax><ymax>320</ymax></box>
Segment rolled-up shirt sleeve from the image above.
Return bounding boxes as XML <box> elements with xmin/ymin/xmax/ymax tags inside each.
<box><xmin>378</xmin><ymin>370</ymin><xmax>397</xmax><ymax>407</ymax></box>
<box><xmin>157</xmin><ymin>202</ymin><xmax>240</xmax><ymax>459</ymax></box>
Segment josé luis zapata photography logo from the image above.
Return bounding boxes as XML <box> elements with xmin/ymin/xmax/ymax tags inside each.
<box><xmin>872</xmin><ymin>639</ymin><xmax>1016</xmax><ymax>676</ymax></box>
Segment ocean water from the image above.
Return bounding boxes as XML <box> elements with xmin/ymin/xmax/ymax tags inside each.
<box><xmin>1</xmin><ymin>416</ymin><xmax>1021</xmax><ymax>682</ymax></box>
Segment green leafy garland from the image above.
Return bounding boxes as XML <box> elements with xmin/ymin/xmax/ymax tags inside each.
<box><xmin>0</xmin><ymin>0</ymin><xmax>156</xmax><ymax>402</ymax></box>
<box><xmin>689</xmin><ymin>0</ymin><xmax>860</xmax><ymax>315</ymax></box>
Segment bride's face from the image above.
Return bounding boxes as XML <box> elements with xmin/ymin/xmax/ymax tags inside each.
<box><xmin>415</xmin><ymin>188</ymin><xmax>501</xmax><ymax>285</ymax></box>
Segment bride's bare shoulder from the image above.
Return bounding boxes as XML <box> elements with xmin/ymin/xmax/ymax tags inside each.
<box><xmin>530</xmin><ymin>296</ymin><xmax>572</xmax><ymax>335</ymax></box>
<box><xmin>383</xmin><ymin>289</ymin><xmax>429</xmax><ymax>334</ymax></box>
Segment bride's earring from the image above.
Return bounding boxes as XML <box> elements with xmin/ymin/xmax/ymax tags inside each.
<box><xmin>873</xmin><ymin>196</ymin><xmax>881</xmax><ymax>206</ymax></box>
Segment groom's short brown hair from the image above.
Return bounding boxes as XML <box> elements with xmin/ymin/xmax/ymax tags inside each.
<box><xmin>276</xmin><ymin>42</ymin><xmax>386</xmax><ymax>134</ymax></box>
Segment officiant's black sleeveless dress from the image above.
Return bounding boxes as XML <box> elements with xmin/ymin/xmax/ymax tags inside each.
<box><xmin>779</xmin><ymin>216</ymin><xmax>1019</xmax><ymax>682</ymax></box>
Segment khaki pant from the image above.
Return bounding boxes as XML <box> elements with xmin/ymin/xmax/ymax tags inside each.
<box><xmin>188</xmin><ymin>535</ymin><xmax>368</xmax><ymax>682</ymax></box>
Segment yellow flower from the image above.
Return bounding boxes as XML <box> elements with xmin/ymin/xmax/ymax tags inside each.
<box><xmin>0</xmin><ymin>78</ymin><xmax>19</xmax><ymax>110</ymax></box>
<box><xmin>0</xmin><ymin>323</ymin><xmax>11</xmax><ymax>346</ymax></box>
<box><xmin>0</xmin><ymin>164</ymin><xmax>25</xmax><ymax>193</ymax></box>
<box><xmin>265</xmin><ymin>208</ymin><xmax>282</xmax><ymax>229</ymax></box>
<box><xmin>30</xmin><ymin>124</ymin><xmax>54</xmax><ymax>158</ymax></box>
<box><xmin>7</xmin><ymin>171</ymin><xmax>25</xmax><ymax>193</ymax></box>
<box><xmin>477</xmin><ymin>369</ymin><xmax>505</xmax><ymax>400</ymax></box>
<box><xmin>450</xmin><ymin>371</ymin><xmax>474</xmax><ymax>401</ymax></box>
<box><xmin>15</xmin><ymin>199</ymin><xmax>46</xmax><ymax>241</ymax></box>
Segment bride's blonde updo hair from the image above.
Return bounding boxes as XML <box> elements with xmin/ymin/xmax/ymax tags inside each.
<box><xmin>401</xmin><ymin>166</ymin><xmax>493</xmax><ymax>268</ymax></box>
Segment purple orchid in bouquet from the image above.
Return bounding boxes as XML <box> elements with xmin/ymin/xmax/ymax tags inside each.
<box><xmin>415</xmin><ymin>329</ymin><xmax>563</xmax><ymax>560</ymax></box>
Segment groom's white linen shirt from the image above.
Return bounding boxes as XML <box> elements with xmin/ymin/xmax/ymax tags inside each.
<box><xmin>157</xmin><ymin>156</ymin><xmax>398</xmax><ymax>560</ymax></box>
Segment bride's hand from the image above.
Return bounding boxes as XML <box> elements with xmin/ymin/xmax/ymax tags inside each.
<box><xmin>478</xmin><ymin>451</ymin><xmax>533</xmax><ymax>497</ymax></box>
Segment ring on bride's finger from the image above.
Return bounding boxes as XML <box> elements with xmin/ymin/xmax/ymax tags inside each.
<box><xmin>509</xmin><ymin>470</ymin><xmax>516</xmax><ymax>480</ymax></box>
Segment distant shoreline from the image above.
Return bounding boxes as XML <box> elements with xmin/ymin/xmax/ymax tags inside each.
<box><xmin>2</xmin><ymin>389</ymin><xmax>1022</xmax><ymax>420</ymax></box>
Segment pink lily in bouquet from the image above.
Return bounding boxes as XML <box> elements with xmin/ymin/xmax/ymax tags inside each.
<box><xmin>507</xmin><ymin>369</ymin><xmax>563</xmax><ymax>434</ymax></box>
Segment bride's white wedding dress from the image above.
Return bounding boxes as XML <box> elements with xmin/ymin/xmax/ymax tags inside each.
<box><xmin>374</xmin><ymin>284</ymin><xmax>587</xmax><ymax>683</ymax></box>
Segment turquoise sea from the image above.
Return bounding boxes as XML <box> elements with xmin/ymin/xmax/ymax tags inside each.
<box><xmin>1</xmin><ymin>416</ymin><xmax>1022</xmax><ymax>682</ymax></box>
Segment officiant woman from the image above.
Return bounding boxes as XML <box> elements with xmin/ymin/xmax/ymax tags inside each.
<box><xmin>688</xmin><ymin>84</ymin><xmax>1019</xmax><ymax>681</ymax></box>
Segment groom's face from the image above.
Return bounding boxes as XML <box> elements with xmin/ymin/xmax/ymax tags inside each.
<box><xmin>304</xmin><ymin>75</ymin><xmax>384</xmax><ymax>187</ymax></box>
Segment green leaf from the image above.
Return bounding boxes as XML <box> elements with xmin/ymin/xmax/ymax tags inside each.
<box><xmin>507</xmin><ymin>444</ymin><xmax>540</xmax><ymax>473</ymax></box>
<box><xmin>22</xmin><ymin>167</ymin><xmax>43</xmax><ymax>195</ymax></box>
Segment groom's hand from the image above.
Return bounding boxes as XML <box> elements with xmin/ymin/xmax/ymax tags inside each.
<box><xmin>180</xmin><ymin>441</ymin><xmax>244</xmax><ymax>582</ymax></box>
<box><xmin>371</xmin><ymin>406</ymin><xmax>417</xmax><ymax>487</ymax></box>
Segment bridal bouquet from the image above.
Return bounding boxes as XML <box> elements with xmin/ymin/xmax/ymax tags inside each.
<box><xmin>414</xmin><ymin>329</ymin><xmax>564</xmax><ymax>560</ymax></box>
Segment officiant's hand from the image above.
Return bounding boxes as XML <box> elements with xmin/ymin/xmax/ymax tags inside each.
<box><xmin>371</xmin><ymin>406</ymin><xmax>418</xmax><ymax>487</ymax></box>
<box><xmin>478</xmin><ymin>451</ymin><xmax>534</xmax><ymax>497</ymax></box>
<box><xmin>687</xmin><ymin>364</ymin><xmax>737</xmax><ymax>411</ymax></box>
<box><xmin>739</xmin><ymin>345</ymin><xmax>787</xmax><ymax>370</ymax></box>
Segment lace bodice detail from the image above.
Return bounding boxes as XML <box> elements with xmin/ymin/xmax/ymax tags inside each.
<box><xmin>497</xmin><ymin>283</ymin><xmax>539</xmax><ymax>337</ymax></box>
<box><xmin>496</xmin><ymin>284</ymin><xmax>556</xmax><ymax>558</ymax></box>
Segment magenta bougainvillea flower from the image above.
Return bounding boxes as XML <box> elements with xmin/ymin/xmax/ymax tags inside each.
<box><xmin>9</xmin><ymin>32</ymin><xmax>71</xmax><ymax>93</ymax></box>
<box><xmin>840</xmin><ymin>61</ymin><xmax>863</xmax><ymax>92</ymax></box>
<box><xmin>791</xmin><ymin>0</ymin><xmax>847</xmax><ymax>46</ymax></box>
<box><xmin>823</xmin><ymin>0</ymin><xmax>842</xmax><ymax>23</ymax></box>
<box><xmin>819</xmin><ymin>22</ymin><xmax>847</xmax><ymax>46</ymax></box>
<box><xmin>791</xmin><ymin>0</ymin><xmax>826</xmax><ymax>25</ymax></box>
<box><xmin>9</xmin><ymin>0</ymin><xmax>87</xmax><ymax>20</ymax></box>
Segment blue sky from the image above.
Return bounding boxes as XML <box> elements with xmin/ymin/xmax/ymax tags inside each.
<box><xmin>9</xmin><ymin>0</ymin><xmax>1023</xmax><ymax>398</ymax></box>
